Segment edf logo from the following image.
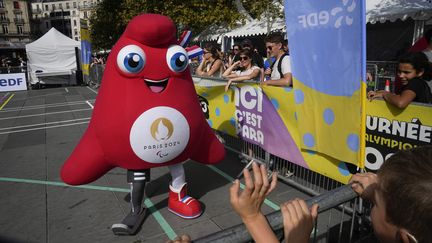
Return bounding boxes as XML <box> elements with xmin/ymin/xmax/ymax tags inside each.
<box><xmin>0</xmin><ymin>78</ymin><xmax>23</xmax><ymax>87</ymax></box>
<box><xmin>298</xmin><ymin>0</ymin><xmax>356</xmax><ymax>29</ymax></box>
<box><xmin>0</xmin><ymin>73</ymin><xmax>27</xmax><ymax>92</ymax></box>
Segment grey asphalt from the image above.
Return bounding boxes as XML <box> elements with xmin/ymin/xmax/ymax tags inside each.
<box><xmin>0</xmin><ymin>86</ymin><xmax>347</xmax><ymax>243</ymax></box>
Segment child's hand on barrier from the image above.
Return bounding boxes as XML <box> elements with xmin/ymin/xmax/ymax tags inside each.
<box><xmin>281</xmin><ymin>199</ymin><xmax>318</xmax><ymax>243</ymax></box>
<box><xmin>230</xmin><ymin>162</ymin><xmax>277</xmax><ymax>223</ymax></box>
<box><xmin>349</xmin><ymin>172</ymin><xmax>378</xmax><ymax>202</ymax></box>
<box><xmin>367</xmin><ymin>90</ymin><xmax>389</xmax><ymax>101</ymax></box>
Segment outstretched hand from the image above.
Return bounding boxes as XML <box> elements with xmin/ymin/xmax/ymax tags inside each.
<box><xmin>230</xmin><ymin>162</ymin><xmax>277</xmax><ymax>222</ymax></box>
<box><xmin>281</xmin><ymin>199</ymin><xmax>318</xmax><ymax>243</ymax></box>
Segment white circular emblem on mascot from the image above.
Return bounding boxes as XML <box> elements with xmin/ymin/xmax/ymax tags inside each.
<box><xmin>130</xmin><ymin>106</ymin><xmax>190</xmax><ymax>163</ymax></box>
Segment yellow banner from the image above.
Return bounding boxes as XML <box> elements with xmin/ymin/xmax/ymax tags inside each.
<box><xmin>195</xmin><ymin>81</ymin><xmax>432</xmax><ymax>184</ymax></box>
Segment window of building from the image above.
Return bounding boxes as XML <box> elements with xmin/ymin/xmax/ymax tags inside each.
<box><xmin>2</xmin><ymin>24</ymin><xmax>8</xmax><ymax>34</ymax></box>
<box><xmin>84</xmin><ymin>11</ymin><xmax>87</xmax><ymax>18</ymax></box>
<box><xmin>0</xmin><ymin>13</ymin><xmax>6</xmax><ymax>20</ymax></box>
<box><xmin>72</xmin><ymin>10</ymin><xmax>76</xmax><ymax>16</ymax></box>
<box><xmin>59</xmin><ymin>3</ymin><xmax>63</xmax><ymax>9</ymax></box>
<box><xmin>45</xmin><ymin>4</ymin><xmax>48</xmax><ymax>11</ymax></box>
<box><xmin>75</xmin><ymin>37</ymin><xmax>78</xmax><ymax>41</ymax></box>
<box><xmin>73</xmin><ymin>2</ymin><xmax>77</xmax><ymax>8</ymax></box>
<box><xmin>51</xmin><ymin>4</ymin><xmax>55</xmax><ymax>10</ymax></box>
<box><xmin>37</xmin><ymin>4</ymin><xmax>40</xmax><ymax>11</ymax></box>
<box><xmin>15</xmin><ymin>13</ymin><xmax>22</xmax><ymax>20</ymax></box>
<box><xmin>17</xmin><ymin>25</ymin><xmax>23</xmax><ymax>34</ymax></box>
<box><xmin>83</xmin><ymin>1</ymin><xmax>87</xmax><ymax>6</ymax></box>
<box><xmin>66</xmin><ymin>2</ymin><xmax>70</xmax><ymax>9</ymax></box>
<box><xmin>13</xmin><ymin>1</ymin><xmax>19</xmax><ymax>9</ymax></box>
<box><xmin>74</xmin><ymin>30</ymin><xmax>78</xmax><ymax>35</ymax></box>
<box><xmin>45</xmin><ymin>21</ymin><xmax>49</xmax><ymax>28</ymax></box>
<box><xmin>73</xmin><ymin>19</ymin><xmax>77</xmax><ymax>26</ymax></box>
<box><xmin>0</xmin><ymin>1</ymin><xmax>4</xmax><ymax>8</ymax></box>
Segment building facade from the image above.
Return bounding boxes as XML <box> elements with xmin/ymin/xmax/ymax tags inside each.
<box><xmin>0</xmin><ymin>0</ymin><xmax>31</xmax><ymax>52</ymax></box>
<box><xmin>30</xmin><ymin>0</ymin><xmax>99</xmax><ymax>41</ymax></box>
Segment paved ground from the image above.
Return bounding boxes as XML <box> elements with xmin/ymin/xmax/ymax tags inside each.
<box><xmin>0</xmin><ymin>86</ymin><xmax>357</xmax><ymax>243</ymax></box>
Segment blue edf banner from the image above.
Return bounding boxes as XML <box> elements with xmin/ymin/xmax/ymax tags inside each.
<box><xmin>284</xmin><ymin>0</ymin><xmax>365</xmax><ymax>96</ymax></box>
<box><xmin>283</xmin><ymin>0</ymin><xmax>366</xmax><ymax>166</ymax></box>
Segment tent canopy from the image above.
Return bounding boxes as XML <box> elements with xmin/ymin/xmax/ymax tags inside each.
<box><xmin>26</xmin><ymin>27</ymin><xmax>80</xmax><ymax>82</ymax></box>
<box><xmin>196</xmin><ymin>0</ymin><xmax>432</xmax><ymax>41</ymax></box>
<box><xmin>366</xmin><ymin>0</ymin><xmax>432</xmax><ymax>24</ymax></box>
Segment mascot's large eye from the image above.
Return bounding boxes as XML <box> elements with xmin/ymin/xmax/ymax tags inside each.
<box><xmin>117</xmin><ymin>45</ymin><xmax>146</xmax><ymax>74</ymax></box>
<box><xmin>166</xmin><ymin>45</ymin><xmax>188</xmax><ymax>73</ymax></box>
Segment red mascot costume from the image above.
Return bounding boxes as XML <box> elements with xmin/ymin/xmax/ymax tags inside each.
<box><xmin>61</xmin><ymin>14</ymin><xmax>225</xmax><ymax>235</ymax></box>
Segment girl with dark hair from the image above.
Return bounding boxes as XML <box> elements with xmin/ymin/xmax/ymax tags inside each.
<box><xmin>195</xmin><ymin>44</ymin><xmax>224</xmax><ymax>77</ymax></box>
<box><xmin>222</xmin><ymin>49</ymin><xmax>261</xmax><ymax>92</ymax></box>
<box><xmin>368</xmin><ymin>52</ymin><xmax>432</xmax><ymax>108</ymax></box>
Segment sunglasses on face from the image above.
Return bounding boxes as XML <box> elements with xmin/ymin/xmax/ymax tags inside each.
<box><xmin>240</xmin><ymin>56</ymin><xmax>249</xmax><ymax>61</ymax></box>
<box><xmin>233</xmin><ymin>48</ymin><xmax>239</xmax><ymax>51</ymax></box>
<box><xmin>267</xmin><ymin>46</ymin><xmax>274</xmax><ymax>50</ymax></box>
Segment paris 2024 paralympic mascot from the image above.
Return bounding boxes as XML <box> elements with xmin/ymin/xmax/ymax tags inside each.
<box><xmin>60</xmin><ymin>14</ymin><xmax>225</xmax><ymax>235</ymax></box>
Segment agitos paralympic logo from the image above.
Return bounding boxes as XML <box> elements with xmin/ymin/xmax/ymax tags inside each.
<box><xmin>298</xmin><ymin>0</ymin><xmax>356</xmax><ymax>29</ymax></box>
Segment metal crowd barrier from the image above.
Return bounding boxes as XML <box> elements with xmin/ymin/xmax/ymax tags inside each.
<box><xmin>88</xmin><ymin>63</ymin><xmax>104</xmax><ymax>88</ymax></box>
<box><xmin>218</xmin><ymin>133</ymin><xmax>366</xmax><ymax>243</ymax></box>
<box><xmin>193</xmin><ymin>75</ymin><xmax>371</xmax><ymax>243</ymax></box>
<box><xmin>193</xmin><ymin>184</ymin><xmax>358</xmax><ymax>243</ymax></box>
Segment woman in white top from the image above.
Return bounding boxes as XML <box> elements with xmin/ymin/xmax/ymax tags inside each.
<box><xmin>222</xmin><ymin>49</ymin><xmax>261</xmax><ymax>91</ymax></box>
<box><xmin>195</xmin><ymin>44</ymin><xmax>224</xmax><ymax>78</ymax></box>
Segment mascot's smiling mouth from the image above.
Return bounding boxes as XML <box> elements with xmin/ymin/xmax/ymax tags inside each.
<box><xmin>144</xmin><ymin>78</ymin><xmax>168</xmax><ymax>93</ymax></box>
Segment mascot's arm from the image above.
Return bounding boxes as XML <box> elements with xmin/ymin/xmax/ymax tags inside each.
<box><xmin>61</xmin><ymin>126</ymin><xmax>114</xmax><ymax>185</ymax></box>
<box><xmin>190</xmin><ymin>123</ymin><xmax>225</xmax><ymax>164</ymax></box>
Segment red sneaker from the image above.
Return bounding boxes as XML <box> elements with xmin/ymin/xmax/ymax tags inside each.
<box><xmin>168</xmin><ymin>183</ymin><xmax>202</xmax><ymax>219</ymax></box>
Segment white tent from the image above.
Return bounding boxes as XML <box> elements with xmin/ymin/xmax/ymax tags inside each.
<box><xmin>26</xmin><ymin>27</ymin><xmax>80</xmax><ymax>85</ymax></box>
<box><xmin>366</xmin><ymin>0</ymin><xmax>432</xmax><ymax>24</ymax></box>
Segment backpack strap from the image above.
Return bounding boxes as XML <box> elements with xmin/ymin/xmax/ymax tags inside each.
<box><xmin>270</xmin><ymin>54</ymin><xmax>288</xmax><ymax>78</ymax></box>
<box><xmin>277</xmin><ymin>53</ymin><xmax>288</xmax><ymax>78</ymax></box>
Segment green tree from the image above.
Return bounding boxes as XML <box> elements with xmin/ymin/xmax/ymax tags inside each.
<box><xmin>89</xmin><ymin>0</ymin><xmax>125</xmax><ymax>51</ymax></box>
<box><xmin>90</xmin><ymin>0</ymin><xmax>250</xmax><ymax>50</ymax></box>
<box><xmin>241</xmin><ymin>0</ymin><xmax>284</xmax><ymax>33</ymax></box>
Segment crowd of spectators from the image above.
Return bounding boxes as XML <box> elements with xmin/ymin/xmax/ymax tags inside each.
<box><xmin>191</xmin><ymin>32</ymin><xmax>293</xmax><ymax>90</ymax></box>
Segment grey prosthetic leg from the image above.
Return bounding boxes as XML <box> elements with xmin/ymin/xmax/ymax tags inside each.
<box><xmin>111</xmin><ymin>169</ymin><xmax>150</xmax><ymax>235</ymax></box>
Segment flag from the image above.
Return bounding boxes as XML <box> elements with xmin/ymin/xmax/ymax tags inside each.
<box><xmin>178</xmin><ymin>30</ymin><xmax>192</xmax><ymax>47</ymax></box>
<box><xmin>186</xmin><ymin>45</ymin><xmax>203</xmax><ymax>59</ymax></box>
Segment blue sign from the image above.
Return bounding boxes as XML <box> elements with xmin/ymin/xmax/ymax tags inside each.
<box><xmin>284</xmin><ymin>0</ymin><xmax>365</xmax><ymax>96</ymax></box>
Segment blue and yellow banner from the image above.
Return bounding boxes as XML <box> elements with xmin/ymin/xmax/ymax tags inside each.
<box><xmin>195</xmin><ymin>82</ymin><xmax>432</xmax><ymax>183</ymax></box>
<box><xmin>284</xmin><ymin>0</ymin><xmax>366</xmax><ymax>167</ymax></box>
<box><xmin>80</xmin><ymin>27</ymin><xmax>92</xmax><ymax>77</ymax></box>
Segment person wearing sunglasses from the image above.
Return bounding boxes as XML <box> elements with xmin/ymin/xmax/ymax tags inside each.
<box><xmin>222</xmin><ymin>49</ymin><xmax>261</xmax><ymax>92</ymax></box>
<box><xmin>195</xmin><ymin>44</ymin><xmax>225</xmax><ymax>78</ymax></box>
<box><xmin>263</xmin><ymin>32</ymin><xmax>292</xmax><ymax>87</ymax></box>
<box><xmin>227</xmin><ymin>44</ymin><xmax>242</xmax><ymax>68</ymax></box>
<box><xmin>241</xmin><ymin>39</ymin><xmax>264</xmax><ymax>69</ymax></box>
